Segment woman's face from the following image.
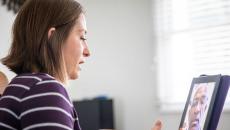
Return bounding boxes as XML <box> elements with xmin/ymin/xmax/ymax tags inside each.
<box><xmin>63</xmin><ymin>13</ymin><xmax>90</xmax><ymax>80</ymax></box>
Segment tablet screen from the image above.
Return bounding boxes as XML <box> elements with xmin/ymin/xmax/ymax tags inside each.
<box><xmin>180</xmin><ymin>82</ymin><xmax>215</xmax><ymax>130</ymax></box>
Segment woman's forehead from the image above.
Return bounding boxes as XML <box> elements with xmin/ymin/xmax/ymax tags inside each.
<box><xmin>74</xmin><ymin>14</ymin><xmax>87</xmax><ymax>34</ymax></box>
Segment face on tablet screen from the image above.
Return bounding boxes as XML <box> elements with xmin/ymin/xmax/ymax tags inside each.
<box><xmin>181</xmin><ymin>82</ymin><xmax>215</xmax><ymax>130</ymax></box>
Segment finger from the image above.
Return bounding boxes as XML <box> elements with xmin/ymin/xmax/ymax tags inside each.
<box><xmin>151</xmin><ymin>120</ymin><xmax>162</xmax><ymax>130</ymax></box>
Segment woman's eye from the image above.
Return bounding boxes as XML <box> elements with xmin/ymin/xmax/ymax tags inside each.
<box><xmin>80</xmin><ymin>37</ymin><xmax>87</xmax><ymax>41</ymax></box>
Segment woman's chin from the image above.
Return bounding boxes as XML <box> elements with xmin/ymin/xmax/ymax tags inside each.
<box><xmin>68</xmin><ymin>72</ymin><xmax>79</xmax><ymax>80</ymax></box>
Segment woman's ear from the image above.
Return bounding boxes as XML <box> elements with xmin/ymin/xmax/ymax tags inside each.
<box><xmin>48</xmin><ymin>27</ymin><xmax>56</xmax><ymax>39</ymax></box>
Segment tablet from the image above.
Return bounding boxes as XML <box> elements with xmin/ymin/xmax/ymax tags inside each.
<box><xmin>179</xmin><ymin>75</ymin><xmax>230</xmax><ymax>130</ymax></box>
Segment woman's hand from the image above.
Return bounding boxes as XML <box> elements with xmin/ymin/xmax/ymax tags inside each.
<box><xmin>151</xmin><ymin>120</ymin><xmax>162</xmax><ymax>130</ymax></box>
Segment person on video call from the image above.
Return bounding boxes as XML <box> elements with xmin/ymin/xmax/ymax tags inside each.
<box><xmin>188</xmin><ymin>84</ymin><xmax>208</xmax><ymax>130</ymax></box>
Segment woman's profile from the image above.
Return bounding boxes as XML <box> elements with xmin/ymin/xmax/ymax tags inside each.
<box><xmin>0</xmin><ymin>0</ymin><xmax>89</xmax><ymax>129</ymax></box>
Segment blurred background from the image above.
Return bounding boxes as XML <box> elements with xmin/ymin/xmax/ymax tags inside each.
<box><xmin>1</xmin><ymin>0</ymin><xmax>230</xmax><ymax>130</ymax></box>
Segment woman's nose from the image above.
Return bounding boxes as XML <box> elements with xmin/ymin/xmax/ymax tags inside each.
<box><xmin>83</xmin><ymin>43</ymin><xmax>90</xmax><ymax>57</ymax></box>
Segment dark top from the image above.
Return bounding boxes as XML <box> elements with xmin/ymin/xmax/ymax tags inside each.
<box><xmin>0</xmin><ymin>73</ymin><xmax>81</xmax><ymax>130</ymax></box>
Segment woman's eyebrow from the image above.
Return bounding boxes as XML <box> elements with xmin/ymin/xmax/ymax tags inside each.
<box><xmin>78</xmin><ymin>29</ymin><xmax>87</xmax><ymax>35</ymax></box>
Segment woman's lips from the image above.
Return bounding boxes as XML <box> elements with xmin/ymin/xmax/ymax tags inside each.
<box><xmin>78</xmin><ymin>60</ymin><xmax>85</xmax><ymax>71</ymax></box>
<box><xmin>79</xmin><ymin>60</ymin><xmax>85</xmax><ymax>65</ymax></box>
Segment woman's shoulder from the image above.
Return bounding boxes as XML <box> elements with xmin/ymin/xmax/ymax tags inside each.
<box><xmin>16</xmin><ymin>73</ymin><xmax>73</xmax><ymax>108</ymax></box>
<box><xmin>6</xmin><ymin>73</ymin><xmax>69</xmax><ymax>100</ymax></box>
<box><xmin>18</xmin><ymin>73</ymin><xmax>68</xmax><ymax>96</ymax></box>
<box><xmin>14</xmin><ymin>72</ymin><xmax>55</xmax><ymax>82</ymax></box>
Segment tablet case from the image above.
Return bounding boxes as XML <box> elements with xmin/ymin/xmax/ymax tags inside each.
<box><xmin>179</xmin><ymin>75</ymin><xmax>230</xmax><ymax>130</ymax></box>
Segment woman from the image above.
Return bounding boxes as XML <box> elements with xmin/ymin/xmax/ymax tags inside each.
<box><xmin>0</xmin><ymin>0</ymin><xmax>162</xmax><ymax>130</ymax></box>
<box><xmin>0</xmin><ymin>0</ymin><xmax>89</xmax><ymax>129</ymax></box>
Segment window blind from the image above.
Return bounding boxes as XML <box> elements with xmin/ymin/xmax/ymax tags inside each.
<box><xmin>153</xmin><ymin>0</ymin><xmax>230</xmax><ymax>111</ymax></box>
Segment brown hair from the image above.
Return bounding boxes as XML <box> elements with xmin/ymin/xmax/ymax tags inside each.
<box><xmin>1</xmin><ymin>0</ymin><xmax>84</xmax><ymax>83</ymax></box>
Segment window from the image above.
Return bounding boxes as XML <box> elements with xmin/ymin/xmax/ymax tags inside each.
<box><xmin>153</xmin><ymin>0</ymin><xmax>230</xmax><ymax>111</ymax></box>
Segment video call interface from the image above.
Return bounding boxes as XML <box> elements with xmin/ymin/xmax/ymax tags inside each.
<box><xmin>180</xmin><ymin>82</ymin><xmax>215</xmax><ymax>130</ymax></box>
